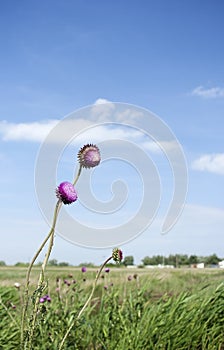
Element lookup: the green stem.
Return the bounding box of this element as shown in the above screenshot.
[0,295,19,329]
[73,165,82,186]
[21,165,82,349]
[26,200,62,350]
[59,256,112,350]
[20,202,60,349]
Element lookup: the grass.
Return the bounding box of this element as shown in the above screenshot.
[0,267,224,349]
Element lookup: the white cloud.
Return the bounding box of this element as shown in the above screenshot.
[94,98,112,105]
[192,153,224,175]
[192,86,224,98]
[0,119,59,142]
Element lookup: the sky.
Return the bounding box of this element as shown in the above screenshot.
[0,0,224,265]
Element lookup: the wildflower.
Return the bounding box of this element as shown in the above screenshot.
[112,248,123,264]
[81,266,87,273]
[56,182,78,205]
[14,282,21,289]
[104,285,108,290]
[39,295,51,303]
[105,268,110,273]
[78,144,101,168]
[127,275,132,281]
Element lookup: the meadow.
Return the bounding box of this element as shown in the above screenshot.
[1,266,224,349]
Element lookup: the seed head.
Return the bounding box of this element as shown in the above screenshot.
[112,248,123,264]
[78,144,101,168]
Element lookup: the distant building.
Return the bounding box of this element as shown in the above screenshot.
[196,263,205,269]
[218,261,224,268]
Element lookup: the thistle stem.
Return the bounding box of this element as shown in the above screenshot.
[20,199,61,349]
[59,256,112,350]
[26,200,62,350]
[73,164,82,186]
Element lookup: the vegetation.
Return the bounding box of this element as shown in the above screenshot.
[0,267,224,349]
[141,253,222,267]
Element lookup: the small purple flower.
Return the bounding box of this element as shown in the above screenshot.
[78,144,101,168]
[128,275,132,281]
[81,266,87,273]
[104,285,108,290]
[105,268,110,273]
[56,181,78,205]
[40,294,51,303]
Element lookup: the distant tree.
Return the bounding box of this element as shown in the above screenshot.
[123,255,134,266]
[178,254,190,266]
[15,262,29,267]
[141,256,152,265]
[142,255,163,265]
[205,254,220,266]
[188,255,198,265]
[0,261,6,266]
[58,262,70,266]
[48,259,58,266]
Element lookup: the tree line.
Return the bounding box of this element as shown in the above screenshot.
[0,253,223,268]
[123,253,223,267]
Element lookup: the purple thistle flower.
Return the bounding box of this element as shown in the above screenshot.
[81,266,87,273]
[128,275,132,281]
[39,297,45,303]
[104,285,108,290]
[78,144,101,168]
[105,268,110,273]
[56,182,78,205]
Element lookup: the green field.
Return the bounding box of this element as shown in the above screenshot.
[1,266,224,349]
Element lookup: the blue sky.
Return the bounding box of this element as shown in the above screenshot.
[0,0,224,265]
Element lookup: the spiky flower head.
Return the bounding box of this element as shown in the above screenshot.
[56,181,78,205]
[112,248,123,264]
[78,144,101,168]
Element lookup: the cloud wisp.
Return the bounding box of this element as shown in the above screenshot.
[0,119,59,142]
[192,153,224,175]
[191,86,224,99]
